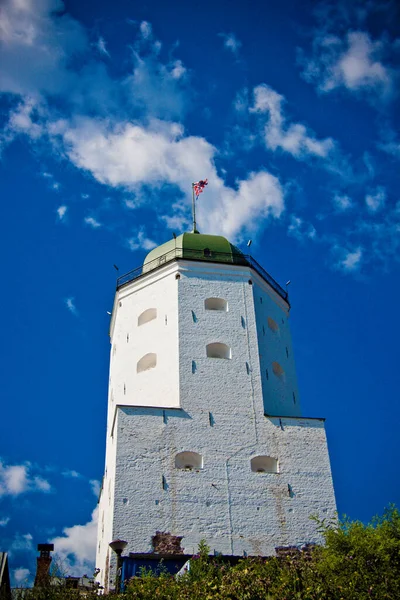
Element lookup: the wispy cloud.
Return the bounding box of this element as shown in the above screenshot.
[297,1,398,105]
[335,247,363,272]
[65,297,78,316]
[57,205,68,221]
[128,228,157,251]
[219,32,242,56]
[9,533,34,555]
[333,193,353,212]
[250,84,335,159]
[62,470,81,479]
[0,516,10,527]
[0,0,87,97]
[95,36,109,57]
[0,460,51,497]
[365,187,386,213]
[89,479,100,497]
[13,568,30,584]
[50,507,98,576]
[288,215,317,241]
[84,216,102,228]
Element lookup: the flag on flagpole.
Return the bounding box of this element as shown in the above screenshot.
[193,179,208,197]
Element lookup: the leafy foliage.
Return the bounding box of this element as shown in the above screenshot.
[14,506,400,599]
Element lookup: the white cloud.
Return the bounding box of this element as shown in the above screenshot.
[0,460,51,497]
[89,479,100,497]
[33,476,52,492]
[54,116,284,240]
[128,228,157,251]
[219,32,242,56]
[288,215,317,241]
[333,193,353,212]
[50,507,98,576]
[84,216,102,228]
[378,128,400,159]
[9,533,34,555]
[124,52,189,119]
[96,37,109,57]
[14,568,30,584]
[0,0,87,96]
[380,139,400,158]
[1,464,28,495]
[300,29,395,102]
[170,60,186,80]
[0,516,10,527]
[65,297,78,316]
[250,84,335,159]
[57,205,68,220]
[365,187,386,213]
[7,97,43,139]
[62,470,81,478]
[336,247,363,272]
[139,21,153,40]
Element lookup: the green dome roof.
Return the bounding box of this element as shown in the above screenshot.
[143,232,247,273]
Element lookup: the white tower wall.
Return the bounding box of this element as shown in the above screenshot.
[96,256,336,590]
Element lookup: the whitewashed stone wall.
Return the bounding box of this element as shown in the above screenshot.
[96,259,336,589]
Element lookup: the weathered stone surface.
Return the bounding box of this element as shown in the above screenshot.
[96,259,336,590]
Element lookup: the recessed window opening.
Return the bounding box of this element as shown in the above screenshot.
[175,452,203,470]
[206,342,231,360]
[205,298,228,311]
[138,308,157,326]
[272,361,285,381]
[268,317,279,333]
[137,353,157,373]
[251,456,279,473]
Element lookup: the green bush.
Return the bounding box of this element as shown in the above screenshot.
[15,506,400,600]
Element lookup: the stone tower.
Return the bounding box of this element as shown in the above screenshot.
[96,232,336,590]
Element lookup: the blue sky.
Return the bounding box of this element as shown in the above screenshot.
[1,0,400,586]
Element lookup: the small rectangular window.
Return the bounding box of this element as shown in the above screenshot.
[286,347,289,358]
[266,368,269,380]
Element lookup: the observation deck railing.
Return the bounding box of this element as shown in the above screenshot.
[116,247,289,303]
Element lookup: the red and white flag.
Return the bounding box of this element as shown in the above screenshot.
[193,179,208,197]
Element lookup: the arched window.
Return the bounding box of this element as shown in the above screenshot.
[175,452,203,470]
[137,353,157,373]
[272,361,285,381]
[138,308,157,326]
[204,298,228,311]
[206,342,231,359]
[250,456,279,473]
[268,317,279,333]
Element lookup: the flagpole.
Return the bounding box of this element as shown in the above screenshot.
[192,183,197,233]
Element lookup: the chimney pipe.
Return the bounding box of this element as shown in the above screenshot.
[34,544,54,587]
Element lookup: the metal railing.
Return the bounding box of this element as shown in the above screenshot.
[117,247,289,303]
